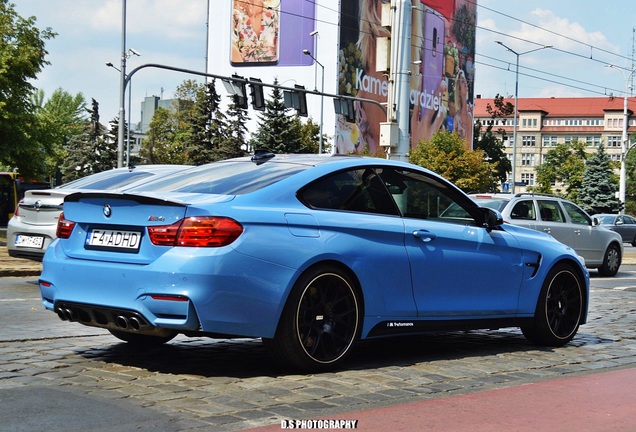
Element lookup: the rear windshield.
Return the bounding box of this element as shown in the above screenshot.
[60,171,156,190]
[596,215,615,224]
[472,197,510,212]
[129,161,309,195]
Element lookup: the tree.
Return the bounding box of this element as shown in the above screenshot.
[140,107,185,164]
[578,144,621,214]
[0,1,56,177]
[225,94,250,154]
[250,79,303,153]
[409,130,499,192]
[473,94,513,185]
[626,148,636,215]
[33,88,87,181]
[534,141,587,200]
[60,99,112,182]
[298,117,331,154]
[186,80,244,164]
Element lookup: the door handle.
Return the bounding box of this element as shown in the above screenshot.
[413,229,437,242]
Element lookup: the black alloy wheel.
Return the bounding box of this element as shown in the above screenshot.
[522,263,584,346]
[264,265,361,371]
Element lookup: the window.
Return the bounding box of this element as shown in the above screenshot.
[608,136,622,147]
[537,200,565,222]
[521,173,535,186]
[562,201,591,225]
[377,168,477,225]
[521,154,535,166]
[510,200,536,220]
[542,136,558,147]
[300,168,399,216]
[585,136,601,147]
[522,136,536,146]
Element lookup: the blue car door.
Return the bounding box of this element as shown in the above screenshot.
[379,167,525,318]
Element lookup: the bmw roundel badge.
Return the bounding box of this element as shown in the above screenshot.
[103,204,112,218]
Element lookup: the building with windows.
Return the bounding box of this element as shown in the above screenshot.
[473,96,636,192]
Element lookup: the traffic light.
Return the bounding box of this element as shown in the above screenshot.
[334,98,355,123]
[249,78,265,111]
[222,74,248,109]
[283,85,308,117]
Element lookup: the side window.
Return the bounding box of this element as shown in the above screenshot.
[378,168,477,226]
[625,216,636,225]
[510,200,536,220]
[562,201,591,225]
[299,168,399,216]
[537,200,566,223]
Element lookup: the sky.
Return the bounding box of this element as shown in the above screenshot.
[13,0,636,130]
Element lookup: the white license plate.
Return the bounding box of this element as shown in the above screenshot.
[15,235,44,249]
[85,229,142,251]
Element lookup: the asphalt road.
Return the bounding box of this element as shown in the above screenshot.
[2,267,636,431]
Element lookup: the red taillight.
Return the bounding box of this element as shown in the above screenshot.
[147,217,243,247]
[56,212,76,239]
[14,199,23,217]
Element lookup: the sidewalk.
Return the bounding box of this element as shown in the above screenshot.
[246,367,636,431]
[0,240,42,277]
[0,227,42,277]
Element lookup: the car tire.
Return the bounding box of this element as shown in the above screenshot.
[631,235,636,247]
[108,329,176,346]
[599,243,621,277]
[264,265,361,372]
[521,263,584,346]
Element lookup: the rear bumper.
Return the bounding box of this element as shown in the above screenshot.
[39,241,298,339]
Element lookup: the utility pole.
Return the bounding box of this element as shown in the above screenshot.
[117,0,126,168]
[385,0,412,162]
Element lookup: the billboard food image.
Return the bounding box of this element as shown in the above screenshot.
[336,0,476,154]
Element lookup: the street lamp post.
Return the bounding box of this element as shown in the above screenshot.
[607,64,635,214]
[108,48,140,167]
[496,41,551,193]
[117,0,127,168]
[303,49,324,154]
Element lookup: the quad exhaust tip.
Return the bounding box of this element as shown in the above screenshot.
[116,315,142,331]
[56,308,77,322]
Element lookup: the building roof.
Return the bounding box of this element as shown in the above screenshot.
[473,96,636,118]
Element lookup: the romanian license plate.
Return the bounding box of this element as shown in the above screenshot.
[85,228,142,251]
[14,235,44,249]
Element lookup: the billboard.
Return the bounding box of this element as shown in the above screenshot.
[336,0,476,154]
[229,0,317,67]
[207,1,475,154]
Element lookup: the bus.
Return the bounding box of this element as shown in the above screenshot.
[0,172,51,227]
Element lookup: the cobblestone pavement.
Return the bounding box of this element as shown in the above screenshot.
[1,270,636,431]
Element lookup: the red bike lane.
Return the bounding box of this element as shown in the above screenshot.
[246,367,636,431]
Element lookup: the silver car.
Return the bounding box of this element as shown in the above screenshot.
[470,193,623,277]
[7,165,189,261]
[594,214,636,247]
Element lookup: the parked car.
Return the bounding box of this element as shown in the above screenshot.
[470,193,623,276]
[593,214,636,246]
[7,165,189,261]
[39,154,590,371]
[0,172,52,226]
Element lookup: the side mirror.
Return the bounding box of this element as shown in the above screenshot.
[592,217,600,226]
[477,207,504,231]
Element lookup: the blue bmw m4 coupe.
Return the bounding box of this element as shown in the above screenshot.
[39,153,589,371]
